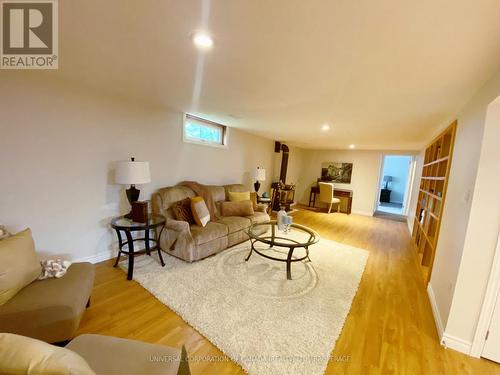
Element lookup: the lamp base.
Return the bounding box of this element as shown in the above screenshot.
[254,181,261,197]
[126,185,140,204]
[125,185,140,219]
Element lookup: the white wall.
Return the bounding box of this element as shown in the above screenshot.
[444,97,500,345]
[380,155,412,204]
[429,67,500,335]
[296,149,417,216]
[0,76,275,262]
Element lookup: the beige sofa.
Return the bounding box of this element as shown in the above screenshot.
[0,263,95,343]
[152,183,270,262]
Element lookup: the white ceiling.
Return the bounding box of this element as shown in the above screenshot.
[19,1,500,149]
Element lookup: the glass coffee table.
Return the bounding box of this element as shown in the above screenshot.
[245,220,320,280]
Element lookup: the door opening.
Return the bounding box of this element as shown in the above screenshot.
[376,155,413,216]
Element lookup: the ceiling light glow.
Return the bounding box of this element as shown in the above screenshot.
[193,32,214,49]
[321,124,330,131]
[349,144,356,149]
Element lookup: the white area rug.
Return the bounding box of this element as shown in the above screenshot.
[120,235,368,375]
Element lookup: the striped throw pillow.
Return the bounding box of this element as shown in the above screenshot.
[191,196,210,227]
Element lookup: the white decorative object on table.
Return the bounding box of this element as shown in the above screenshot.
[277,206,287,231]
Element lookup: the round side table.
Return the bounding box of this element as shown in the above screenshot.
[110,214,166,280]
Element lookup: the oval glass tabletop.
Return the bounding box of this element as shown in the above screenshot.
[246,220,320,248]
[110,214,165,230]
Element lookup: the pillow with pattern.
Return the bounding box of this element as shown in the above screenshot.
[171,198,195,224]
[0,226,11,241]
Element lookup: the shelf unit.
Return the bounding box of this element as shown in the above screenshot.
[412,121,456,283]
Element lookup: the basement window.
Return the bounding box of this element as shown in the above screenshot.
[183,114,228,148]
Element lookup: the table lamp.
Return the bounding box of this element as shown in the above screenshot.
[115,157,151,209]
[253,167,266,197]
[383,175,392,189]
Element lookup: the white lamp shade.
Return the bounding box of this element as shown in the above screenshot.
[115,161,151,185]
[254,167,266,181]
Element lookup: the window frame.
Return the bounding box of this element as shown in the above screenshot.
[182,113,229,149]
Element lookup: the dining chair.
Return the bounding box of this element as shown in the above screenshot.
[319,182,341,213]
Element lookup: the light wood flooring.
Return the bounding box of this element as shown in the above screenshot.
[77,208,500,374]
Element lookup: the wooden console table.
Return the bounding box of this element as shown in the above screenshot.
[309,184,353,214]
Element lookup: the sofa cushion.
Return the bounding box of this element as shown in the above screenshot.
[246,211,270,225]
[216,216,252,234]
[0,333,96,375]
[172,198,195,224]
[0,262,95,343]
[0,228,42,306]
[220,200,254,217]
[190,222,228,245]
[67,334,186,375]
[227,231,250,247]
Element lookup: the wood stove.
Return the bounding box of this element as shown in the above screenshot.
[271,142,296,211]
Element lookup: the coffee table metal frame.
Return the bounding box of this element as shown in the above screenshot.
[245,220,320,280]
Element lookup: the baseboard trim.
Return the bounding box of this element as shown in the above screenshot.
[406,216,413,234]
[427,284,472,355]
[441,333,472,355]
[75,250,115,264]
[427,284,444,339]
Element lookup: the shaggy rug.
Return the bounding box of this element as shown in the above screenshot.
[120,235,368,375]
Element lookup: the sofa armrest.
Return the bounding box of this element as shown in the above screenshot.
[255,203,268,213]
[158,219,197,261]
[164,218,191,234]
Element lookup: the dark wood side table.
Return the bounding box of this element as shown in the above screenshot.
[379,189,391,203]
[257,197,272,214]
[309,184,353,214]
[111,214,166,280]
[309,186,320,207]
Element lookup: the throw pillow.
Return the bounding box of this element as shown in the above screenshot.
[0,228,42,306]
[220,200,255,217]
[228,191,250,202]
[191,196,210,227]
[0,225,11,240]
[0,333,96,375]
[172,197,195,224]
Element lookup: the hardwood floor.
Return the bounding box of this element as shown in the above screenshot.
[77,208,499,374]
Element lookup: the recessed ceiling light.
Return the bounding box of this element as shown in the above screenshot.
[321,124,330,131]
[349,144,356,149]
[192,31,213,49]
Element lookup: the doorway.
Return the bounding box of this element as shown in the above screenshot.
[376,155,413,216]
